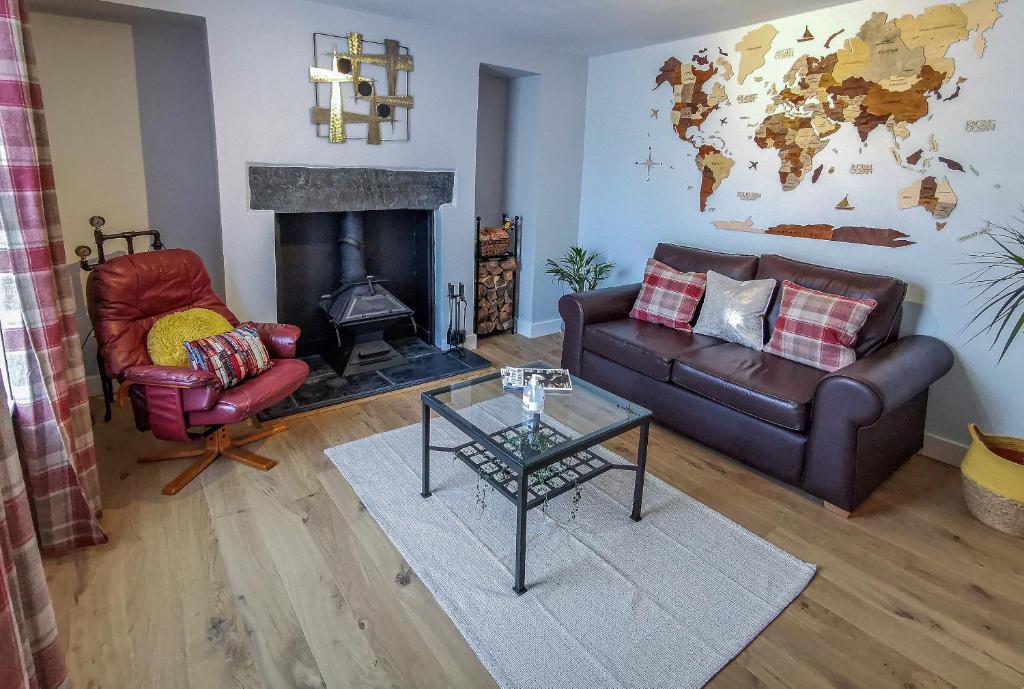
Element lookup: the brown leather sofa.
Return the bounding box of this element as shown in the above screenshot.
[559,243,954,514]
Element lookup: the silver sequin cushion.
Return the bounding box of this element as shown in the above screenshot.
[692,271,778,350]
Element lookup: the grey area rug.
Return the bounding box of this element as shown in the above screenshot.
[325,396,815,689]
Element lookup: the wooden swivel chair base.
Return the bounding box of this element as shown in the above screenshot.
[140,421,289,495]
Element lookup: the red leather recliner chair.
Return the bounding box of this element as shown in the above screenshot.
[87,248,310,495]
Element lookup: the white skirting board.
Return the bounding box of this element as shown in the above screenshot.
[922,432,968,467]
[514,318,562,338]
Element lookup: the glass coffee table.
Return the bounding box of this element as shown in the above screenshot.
[420,361,653,594]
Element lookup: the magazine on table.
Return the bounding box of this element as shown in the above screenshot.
[501,367,573,392]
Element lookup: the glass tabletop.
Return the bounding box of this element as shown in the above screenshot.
[423,360,651,469]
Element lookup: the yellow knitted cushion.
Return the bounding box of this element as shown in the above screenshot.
[146,308,233,368]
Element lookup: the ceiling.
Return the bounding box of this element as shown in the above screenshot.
[308,0,851,56]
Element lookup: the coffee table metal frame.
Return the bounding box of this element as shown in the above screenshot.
[420,366,652,595]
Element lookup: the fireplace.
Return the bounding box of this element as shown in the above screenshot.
[248,165,490,419]
[275,208,431,373]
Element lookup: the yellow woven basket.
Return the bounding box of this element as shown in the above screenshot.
[961,424,1024,537]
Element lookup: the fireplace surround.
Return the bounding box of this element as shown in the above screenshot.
[248,165,454,213]
[249,164,454,355]
[247,165,488,419]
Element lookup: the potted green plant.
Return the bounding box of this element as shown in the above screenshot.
[958,217,1024,535]
[961,218,1024,361]
[545,245,615,294]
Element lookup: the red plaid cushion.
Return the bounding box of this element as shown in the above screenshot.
[764,280,878,371]
[630,258,707,331]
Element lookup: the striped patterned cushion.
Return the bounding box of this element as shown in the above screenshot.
[630,257,707,331]
[184,323,271,388]
[764,280,877,372]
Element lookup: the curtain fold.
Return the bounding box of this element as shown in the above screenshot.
[0,0,106,558]
[1,378,68,689]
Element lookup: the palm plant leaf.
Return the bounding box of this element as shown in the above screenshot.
[960,215,1024,361]
[545,244,615,294]
[1000,313,1024,361]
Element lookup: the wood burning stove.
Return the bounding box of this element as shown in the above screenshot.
[320,211,415,376]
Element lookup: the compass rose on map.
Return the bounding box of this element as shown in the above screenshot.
[635,147,663,181]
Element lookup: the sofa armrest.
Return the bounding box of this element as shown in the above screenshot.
[816,335,954,426]
[252,322,301,359]
[123,365,222,389]
[803,335,954,511]
[558,283,641,375]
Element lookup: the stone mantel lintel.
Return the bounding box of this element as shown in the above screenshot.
[247,165,454,213]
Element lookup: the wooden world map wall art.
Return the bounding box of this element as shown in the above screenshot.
[309,32,413,144]
[654,0,1006,247]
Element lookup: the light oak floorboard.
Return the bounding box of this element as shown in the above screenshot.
[45,333,1022,689]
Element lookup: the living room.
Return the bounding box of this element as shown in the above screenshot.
[1,0,1021,688]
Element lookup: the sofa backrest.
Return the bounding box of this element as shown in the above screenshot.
[653,243,759,280]
[755,254,907,357]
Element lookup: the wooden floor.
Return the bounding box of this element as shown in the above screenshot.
[46,333,1024,689]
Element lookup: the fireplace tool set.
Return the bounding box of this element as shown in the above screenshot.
[446,282,468,353]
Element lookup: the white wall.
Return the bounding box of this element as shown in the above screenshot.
[32,13,150,260]
[109,0,588,343]
[578,0,1023,448]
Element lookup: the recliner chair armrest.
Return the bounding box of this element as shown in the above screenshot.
[123,365,222,389]
[814,335,954,425]
[559,284,641,375]
[121,366,223,441]
[252,322,301,359]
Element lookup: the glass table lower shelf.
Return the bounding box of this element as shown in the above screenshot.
[449,416,616,510]
[420,363,653,594]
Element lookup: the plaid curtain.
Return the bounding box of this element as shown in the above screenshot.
[0,0,106,558]
[1,379,68,689]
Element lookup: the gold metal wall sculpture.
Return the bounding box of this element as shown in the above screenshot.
[309,32,413,144]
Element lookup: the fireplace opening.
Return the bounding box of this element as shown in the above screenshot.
[275,209,434,374]
[251,165,490,421]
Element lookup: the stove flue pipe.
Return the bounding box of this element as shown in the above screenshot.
[338,211,368,285]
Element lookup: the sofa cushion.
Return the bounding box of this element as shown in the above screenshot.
[755,254,906,358]
[583,318,722,381]
[670,343,827,431]
[629,258,706,331]
[653,243,759,280]
[693,271,777,349]
[764,280,878,372]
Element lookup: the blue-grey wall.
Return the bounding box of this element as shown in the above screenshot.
[474,69,509,225]
[505,74,543,329]
[578,0,1023,451]
[130,15,223,294]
